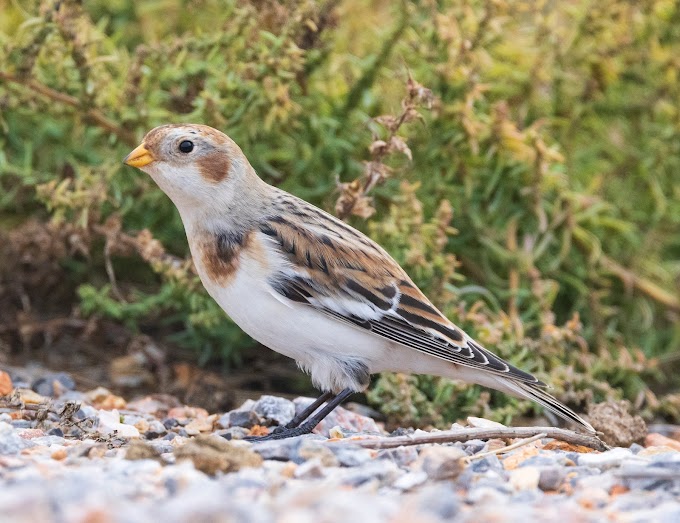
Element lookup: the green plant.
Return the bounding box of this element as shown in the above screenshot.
[1,0,678,426]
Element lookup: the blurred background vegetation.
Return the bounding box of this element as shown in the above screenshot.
[1,0,679,427]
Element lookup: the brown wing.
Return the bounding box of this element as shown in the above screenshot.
[259,189,542,385]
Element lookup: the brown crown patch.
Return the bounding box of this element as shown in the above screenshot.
[197,150,231,184]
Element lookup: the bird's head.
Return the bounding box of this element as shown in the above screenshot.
[124,124,255,215]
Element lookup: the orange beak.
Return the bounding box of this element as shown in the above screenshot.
[123,144,155,168]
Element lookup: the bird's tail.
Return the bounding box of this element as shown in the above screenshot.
[499,378,595,434]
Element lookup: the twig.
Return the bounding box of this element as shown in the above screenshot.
[0,71,137,145]
[599,255,680,312]
[330,426,609,452]
[572,231,680,312]
[464,432,547,463]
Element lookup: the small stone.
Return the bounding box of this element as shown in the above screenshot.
[328,426,345,439]
[51,448,67,460]
[509,466,540,490]
[393,471,428,490]
[0,422,35,454]
[293,458,326,479]
[629,443,645,454]
[32,435,65,446]
[338,459,401,487]
[132,418,150,434]
[645,433,680,452]
[184,416,215,436]
[467,486,511,505]
[145,420,167,439]
[538,467,566,491]
[327,444,373,467]
[216,427,250,441]
[577,447,637,470]
[17,428,44,439]
[414,446,466,480]
[224,409,262,429]
[31,372,75,397]
[502,444,541,470]
[467,416,506,429]
[167,406,209,420]
[16,388,48,405]
[48,428,64,437]
[174,436,262,475]
[462,439,487,455]
[87,387,127,410]
[163,418,179,429]
[519,454,571,467]
[377,446,419,467]
[251,437,305,462]
[253,395,295,426]
[146,439,174,454]
[125,440,163,462]
[0,370,13,396]
[576,487,610,510]
[413,484,460,520]
[97,409,140,438]
[470,454,503,473]
[298,439,338,466]
[126,394,182,416]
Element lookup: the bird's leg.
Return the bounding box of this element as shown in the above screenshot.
[258,390,334,438]
[244,388,354,441]
[283,391,335,429]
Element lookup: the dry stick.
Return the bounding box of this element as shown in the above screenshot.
[0,72,137,146]
[464,432,547,463]
[330,426,609,452]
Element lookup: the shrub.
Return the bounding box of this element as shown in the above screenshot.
[1,0,678,425]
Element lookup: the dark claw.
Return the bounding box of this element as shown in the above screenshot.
[243,425,311,442]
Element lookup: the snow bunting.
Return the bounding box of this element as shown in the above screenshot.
[124,124,595,438]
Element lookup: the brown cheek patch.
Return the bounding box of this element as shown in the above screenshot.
[199,230,251,285]
[197,151,231,184]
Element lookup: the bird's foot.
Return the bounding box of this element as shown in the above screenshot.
[242,423,315,442]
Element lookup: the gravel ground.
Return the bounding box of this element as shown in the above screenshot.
[1,369,680,523]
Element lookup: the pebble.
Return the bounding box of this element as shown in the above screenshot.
[376,445,419,467]
[253,395,295,426]
[0,384,678,523]
[509,466,540,490]
[414,446,466,480]
[577,447,640,469]
[31,372,76,397]
[97,409,140,438]
[538,466,566,491]
[0,422,35,454]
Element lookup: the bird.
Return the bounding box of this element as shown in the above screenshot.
[124,123,595,439]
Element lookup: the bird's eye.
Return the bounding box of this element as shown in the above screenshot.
[178,140,194,153]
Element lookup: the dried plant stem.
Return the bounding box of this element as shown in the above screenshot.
[464,432,546,463]
[506,219,523,338]
[599,255,680,312]
[0,72,137,145]
[572,231,680,312]
[332,426,609,452]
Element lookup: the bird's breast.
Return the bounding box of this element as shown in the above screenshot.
[187,230,394,366]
